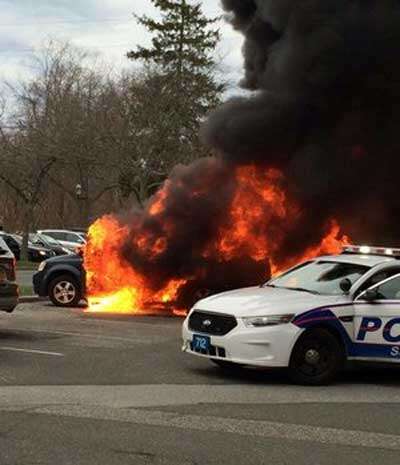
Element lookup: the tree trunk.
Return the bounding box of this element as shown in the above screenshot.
[83,196,90,228]
[21,205,33,261]
[82,175,90,228]
[59,190,65,227]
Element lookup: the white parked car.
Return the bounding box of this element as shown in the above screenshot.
[182,245,400,385]
[37,230,86,252]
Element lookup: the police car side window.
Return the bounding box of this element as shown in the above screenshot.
[356,268,400,297]
[375,276,400,300]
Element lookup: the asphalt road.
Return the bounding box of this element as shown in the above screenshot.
[1,303,400,465]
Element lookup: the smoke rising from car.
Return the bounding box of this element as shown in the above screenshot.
[204,0,400,244]
[86,0,400,313]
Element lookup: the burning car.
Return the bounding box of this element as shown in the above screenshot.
[83,167,350,315]
[183,245,400,385]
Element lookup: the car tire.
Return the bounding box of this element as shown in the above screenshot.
[288,328,345,385]
[48,274,82,307]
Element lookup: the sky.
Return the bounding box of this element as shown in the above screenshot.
[0,0,244,88]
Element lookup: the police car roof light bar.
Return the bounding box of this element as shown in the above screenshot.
[342,245,400,257]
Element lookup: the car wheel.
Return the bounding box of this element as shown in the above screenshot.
[49,274,82,307]
[289,328,345,385]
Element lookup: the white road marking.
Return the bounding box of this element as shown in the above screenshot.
[0,347,64,357]
[12,404,400,450]
[1,327,159,342]
[1,384,400,449]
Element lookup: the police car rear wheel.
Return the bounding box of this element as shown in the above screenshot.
[289,328,344,385]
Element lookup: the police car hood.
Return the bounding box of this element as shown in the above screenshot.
[194,286,343,318]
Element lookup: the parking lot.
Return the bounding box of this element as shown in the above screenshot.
[0,303,399,465]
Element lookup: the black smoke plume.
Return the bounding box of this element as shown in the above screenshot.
[90,1,400,309]
[203,0,400,245]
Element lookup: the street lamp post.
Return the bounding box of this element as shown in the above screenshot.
[75,184,83,199]
[75,183,89,228]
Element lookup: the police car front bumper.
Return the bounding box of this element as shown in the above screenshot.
[182,317,302,368]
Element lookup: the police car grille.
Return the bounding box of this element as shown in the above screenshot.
[189,311,237,336]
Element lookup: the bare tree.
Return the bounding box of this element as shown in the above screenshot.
[1,42,122,230]
[0,38,226,236]
[0,129,57,258]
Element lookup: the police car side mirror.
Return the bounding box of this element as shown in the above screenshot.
[339,278,352,293]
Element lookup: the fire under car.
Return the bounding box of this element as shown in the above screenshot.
[182,245,400,385]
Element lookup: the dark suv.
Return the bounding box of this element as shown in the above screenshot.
[33,254,85,307]
[0,237,19,312]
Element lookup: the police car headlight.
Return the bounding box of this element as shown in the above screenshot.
[37,261,47,272]
[243,314,295,328]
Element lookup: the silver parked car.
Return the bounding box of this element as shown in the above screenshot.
[37,229,86,252]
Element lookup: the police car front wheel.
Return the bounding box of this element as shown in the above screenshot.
[289,328,345,385]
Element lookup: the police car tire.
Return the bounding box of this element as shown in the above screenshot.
[49,274,82,308]
[289,328,344,385]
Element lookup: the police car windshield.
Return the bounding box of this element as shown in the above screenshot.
[268,260,370,296]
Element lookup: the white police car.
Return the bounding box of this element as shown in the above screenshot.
[182,246,400,384]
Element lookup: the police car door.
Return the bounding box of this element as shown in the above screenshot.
[353,274,400,362]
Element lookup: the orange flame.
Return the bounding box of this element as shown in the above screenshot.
[84,215,187,314]
[84,165,350,315]
[204,167,296,263]
[270,221,351,276]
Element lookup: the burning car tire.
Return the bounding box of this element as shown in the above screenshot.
[288,328,345,385]
[49,274,82,307]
